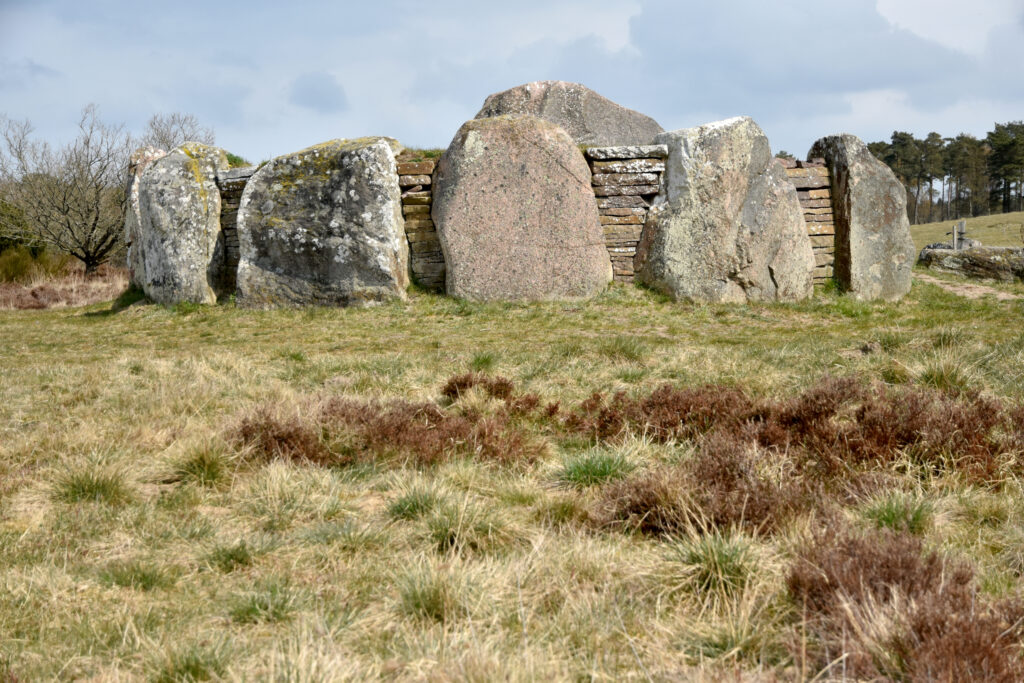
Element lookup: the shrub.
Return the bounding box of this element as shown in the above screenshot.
[787,521,1024,680]
[234,408,329,465]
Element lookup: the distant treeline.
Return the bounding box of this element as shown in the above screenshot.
[867,122,1024,224]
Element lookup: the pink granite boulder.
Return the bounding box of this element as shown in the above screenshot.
[432,114,612,301]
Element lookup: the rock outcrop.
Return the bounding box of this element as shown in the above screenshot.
[918,246,1024,282]
[475,81,663,147]
[235,137,409,308]
[635,117,814,303]
[808,134,916,301]
[433,114,611,301]
[137,143,229,304]
[125,146,166,288]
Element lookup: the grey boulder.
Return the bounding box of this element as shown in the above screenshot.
[433,114,611,301]
[125,146,166,288]
[808,134,916,301]
[475,81,663,147]
[635,117,814,303]
[137,143,229,304]
[235,137,409,308]
[919,246,1024,282]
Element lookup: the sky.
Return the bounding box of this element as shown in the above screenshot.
[1,0,1022,162]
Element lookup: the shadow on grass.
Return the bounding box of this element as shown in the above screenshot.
[83,285,148,317]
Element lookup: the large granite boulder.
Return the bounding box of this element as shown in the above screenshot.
[808,134,916,301]
[433,114,611,301]
[635,117,814,303]
[137,143,229,304]
[235,137,409,308]
[125,146,166,288]
[475,81,663,147]
[919,246,1024,281]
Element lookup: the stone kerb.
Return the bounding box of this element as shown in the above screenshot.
[136,143,230,305]
[808,134,916,301]
[432,114,612,302]
[634,117,815,303]
[583,145,668,282]
[475,81,664,147]
[125,146,167,288]
[235,137,409,308]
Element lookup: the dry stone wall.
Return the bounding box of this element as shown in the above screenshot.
[780,158,835,284]
[396,156,444,291]
[584,145,668,282]
[215,167,255,295]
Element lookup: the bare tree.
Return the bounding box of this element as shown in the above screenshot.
[0,105,133,274]
[140,112,215,151]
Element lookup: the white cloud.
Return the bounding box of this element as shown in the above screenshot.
[875,0,1020,56]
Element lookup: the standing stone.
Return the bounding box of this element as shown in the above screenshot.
[125,146,166,288]
[235,137,409,308]
[475,81,663,147]
[635,117,814,303]
[808,134,915,301]
[433,114,611,301]
[137,143,228,304]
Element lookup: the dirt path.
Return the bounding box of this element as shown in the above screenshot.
[915,273,1021,301]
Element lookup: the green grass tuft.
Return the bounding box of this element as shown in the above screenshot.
[150,639,230,682]
[388,485,442,521]
[397,564,464,622]
[669,532,756,598]
[558,449,634,488]
[205,540,256,573]
[863,493,932,535]
[229,578,300,624]
[172,443,228,487]
[99,559,176,591]
[52,466,131,505]
[470,351,497,372]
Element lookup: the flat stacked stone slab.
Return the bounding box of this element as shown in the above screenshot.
[584,144,667,282]
[215,166,256,296]
[779,157,835,283]
[396,154,444,292]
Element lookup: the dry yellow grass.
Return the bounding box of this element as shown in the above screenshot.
[2,278,1024,679]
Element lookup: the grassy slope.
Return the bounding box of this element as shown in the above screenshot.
[910,210,1024,251]
[2,282,1024,679]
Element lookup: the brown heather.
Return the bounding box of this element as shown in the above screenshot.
[788,520,1024,680]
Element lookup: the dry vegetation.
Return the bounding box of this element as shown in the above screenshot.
[2,271,1024,679]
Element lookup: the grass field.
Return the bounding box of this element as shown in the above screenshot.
[3,278,1024,680]
[910,211,1024,251]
